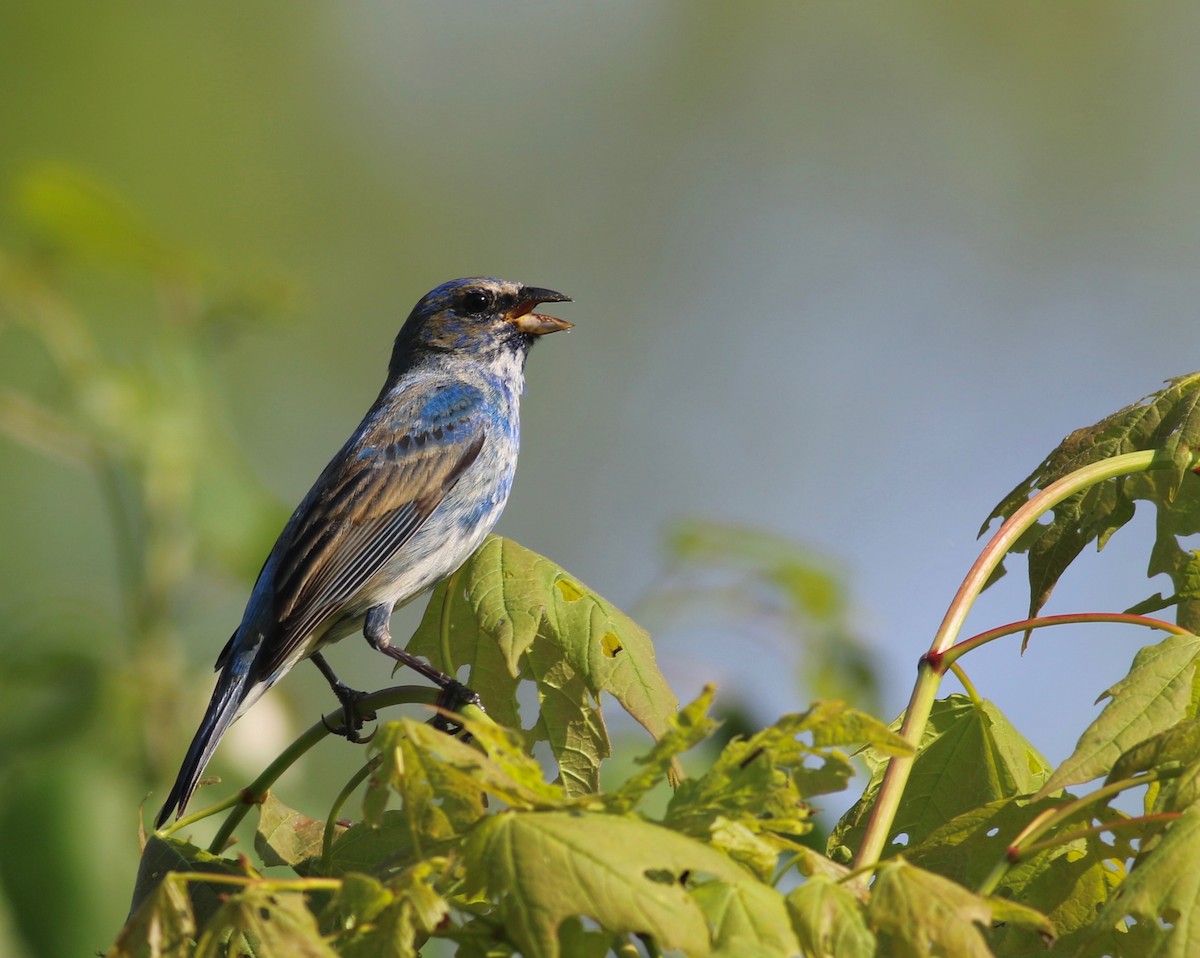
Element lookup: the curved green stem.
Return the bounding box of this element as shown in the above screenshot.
[155,685,440,851]
[976,770,1173,896]
[943,612,1187,668]
[322,757,379,867]
[948,662,981,704]
[854,450,1169,870]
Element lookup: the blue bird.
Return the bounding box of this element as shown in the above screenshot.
[156,277,571,827]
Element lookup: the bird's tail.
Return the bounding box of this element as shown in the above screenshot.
[154,662,256,829]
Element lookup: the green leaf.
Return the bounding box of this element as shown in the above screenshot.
[336,862,451,958]
[606,686,720,813]
[869,859,1052,958]
[1038,630,1200,797]
[691,878,801,958]
[194,887,338,958]
[126,836,241,934]
[363,719,489,838]
[255,793,345,871]
[905,796,1127,953]
[462,810,761,958]
[1109,718,1200,784]
[1076,803,1200,958]
[407,536,680,792]
[666,700,907,878]
[322,812,416,879]
[107,876,195,958]
[786,877,875,958]
[982,373,1200,617]
[830,695,1052,863]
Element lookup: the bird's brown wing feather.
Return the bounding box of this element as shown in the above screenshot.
[255,418,485,679]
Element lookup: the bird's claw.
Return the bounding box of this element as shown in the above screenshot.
[430,679,484,739]
[324,687,378,743]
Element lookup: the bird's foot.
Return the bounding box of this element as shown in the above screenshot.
[430,679,484,739]
[323,684,378,744]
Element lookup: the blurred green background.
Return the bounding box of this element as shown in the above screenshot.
[3,2,1200,953]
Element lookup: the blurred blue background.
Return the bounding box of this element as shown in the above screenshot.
[2,2,1199,953]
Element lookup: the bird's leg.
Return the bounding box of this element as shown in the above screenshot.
[310,652,377,743]
[363,605,484,734]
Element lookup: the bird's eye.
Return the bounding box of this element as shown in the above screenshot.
[461,289,492,314]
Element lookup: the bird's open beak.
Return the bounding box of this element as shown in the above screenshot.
[507,286,573,335]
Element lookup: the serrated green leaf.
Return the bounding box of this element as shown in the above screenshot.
[982,374,1200,617]
[255,793,345,871]
[322,811,416,879]
[870,859,1052,958]
[1039,631,1200,797]
[107,876,195,958]
[905,796,1127,954]
[1108,718,1200,784]
[194,887,338,958]
[407,537,680,789]
[690,878,801,958]
[666,702,905,877]
[463,810,759,958]
[1075,803,1200,958]
[606,686,720,813]
[363,719,489,838]
[328,872,392,931]
[786,877,875,958]
[337,862,450,958]
[830,696,1052,863]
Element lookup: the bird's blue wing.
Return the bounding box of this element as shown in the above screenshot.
[256,380,487,678]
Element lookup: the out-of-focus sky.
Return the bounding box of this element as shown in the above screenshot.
[2,2,1199,952]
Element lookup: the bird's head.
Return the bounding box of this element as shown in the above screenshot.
[388,277,572,376]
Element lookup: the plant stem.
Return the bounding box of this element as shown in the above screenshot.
[944,612,1187,666]
[193,685,442,853]
[975,772,1169,896]
[853,450,1163,870]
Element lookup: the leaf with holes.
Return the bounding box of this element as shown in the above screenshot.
[829,695,1052,864]
[463,810,774,958]
[869,859,1052,957]
[406,536,679,794]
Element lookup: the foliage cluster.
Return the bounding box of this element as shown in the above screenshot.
[7,168,1200,956]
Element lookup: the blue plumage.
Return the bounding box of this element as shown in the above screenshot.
[156,277,571,827]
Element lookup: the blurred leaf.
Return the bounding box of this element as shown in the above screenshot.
[650,519,880,712]
[982,373,1200,619]
[830,695,1052,864]
[13,163,193,276]
[107,875,195,958]
[1037,630,1200,797]
[407,536,680,791]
